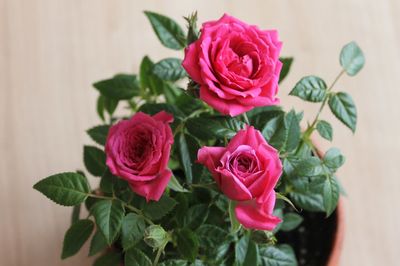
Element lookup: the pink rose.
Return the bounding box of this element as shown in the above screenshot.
[182,14,282,116]
[105,111,174,201]
[197,126,282,230]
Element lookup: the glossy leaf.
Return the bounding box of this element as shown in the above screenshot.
[87,125,110,146]
[93,74,140,100]
[280,213,303,232]
[152,58,186,81]
[143,195,177,220]
[289,177,325,212]
[91,200,125,245]
[89,230,109,256]
[259,244,297,266]
[84,145,106,177]
[125,248,152,266]
[323,148,345,170]
[176,133,202,184]
[61,219,94,259]
[184,204,209,230]
[186,116,245,141]
[279,57,293,83]
[316,120,333,141]
[340,41,365,76]
[290,76,327,102]
[235,235,259,266]
[168,175,189,192]
[196,225,229,248]
[269,110,300,152]
[139,56,154,90]
[328,92,357,132]
[176,228,199,262]
[121,213,146,251]
[323,176,340,216]
[144,11,185,50]
[33,172,90,206]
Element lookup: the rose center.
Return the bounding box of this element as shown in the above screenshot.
[229,152,259,177]
[124,129,153,163]
[227,54,253,78]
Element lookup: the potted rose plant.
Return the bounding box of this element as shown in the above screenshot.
[34,11,364,266]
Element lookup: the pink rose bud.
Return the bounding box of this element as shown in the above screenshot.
[182,14,282,116]
[105,111,174,201]
[197,126,282,230]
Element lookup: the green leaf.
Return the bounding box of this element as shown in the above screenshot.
[168,176,189,192]
[97,95,106,121]
[93,74,140,100]
[196,225,229,248]
[235,235,259,266]
[61,219,94,259]
[125,248,152,266]
[340,41,365,76]
[33,172,90,206]
[164,83,183,104]
[87,125,110,146]
[259,244,297,266]
[279,57,293,83]
[229,201,241,233]
[323,176,340,216]
[275,193,299,212]
[71,204,81,224]
[144,11,185,50]
[100,169,117,194]
[91,200,125,245]
[247,106,284,131]
[323,148,345,171]
[176,133,202,184]
[175,92,203,115]
[316,120,333,141]
[121,213,146,251]
[290,76,327,102]
[280,213,303,232]
[140,56,154,90]
[269,110,300,152]
[84,145,106,177]
[294,157,324,177]
[143,195,177,220]
[328,92,357,132]
[289,177,325,212]
[138,103,185,119]
[94,250,122,266]
[186,116,245,141]
[176,228,199,262]
[89,230,108,256]
[104,97,118,116]
[184,204,209,230]
[152,58,186,81]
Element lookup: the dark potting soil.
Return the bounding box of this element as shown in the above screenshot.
[276,209,338,266]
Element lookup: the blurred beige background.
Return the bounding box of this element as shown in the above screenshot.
[1,0,399,265]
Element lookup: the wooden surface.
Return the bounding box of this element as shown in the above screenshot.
[1,0,399,265]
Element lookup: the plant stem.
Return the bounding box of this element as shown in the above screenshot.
[153,244,166,266]
[304,69,346,138]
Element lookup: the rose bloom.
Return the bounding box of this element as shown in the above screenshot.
[105,111,174,201]
[197,126,282,230]
[182,14,282,117]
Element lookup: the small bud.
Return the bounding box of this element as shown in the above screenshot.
[144,225,170,249]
